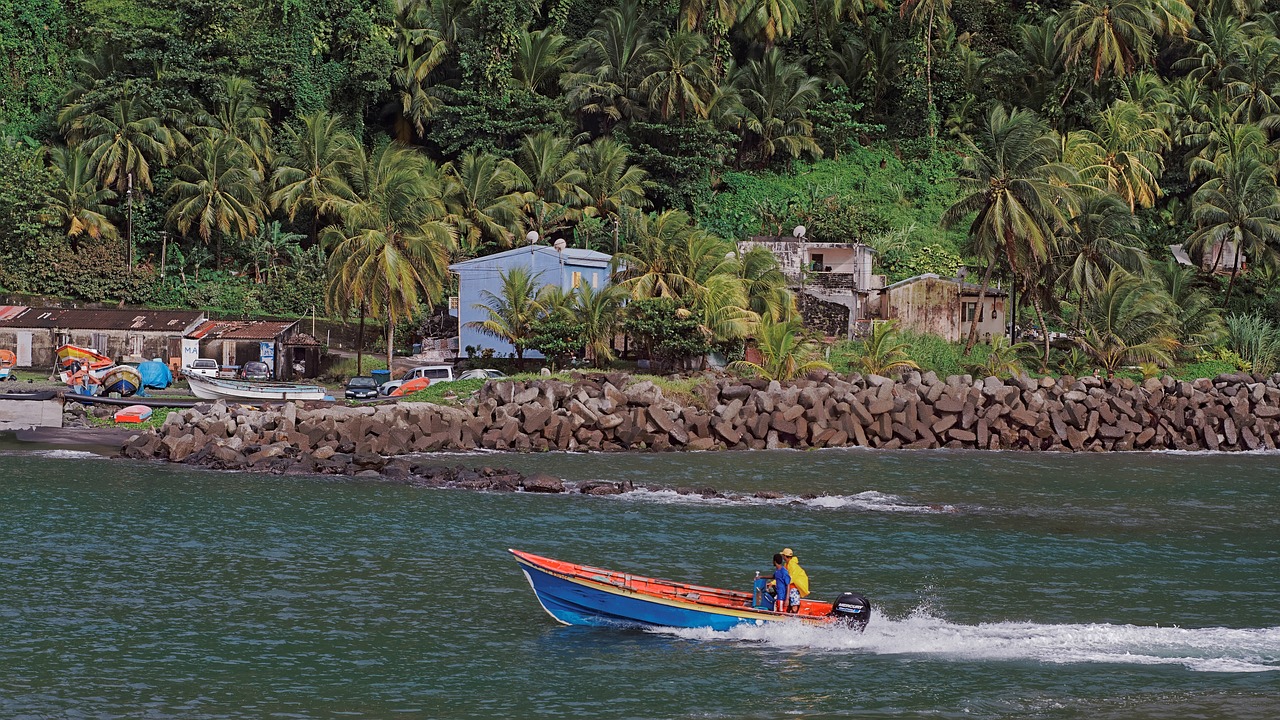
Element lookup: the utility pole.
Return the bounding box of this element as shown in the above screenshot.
[126,172,134,275]
[159,230,168,278]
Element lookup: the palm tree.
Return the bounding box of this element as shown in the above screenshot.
[323,142,456,373]
[943,105,1077,355]
[167,139,264,267]
[511,131,588,234]
[270,111,359,235]
[1223,34,1280,123]
[443,149,526,252]
[1074,269,1179,374]
[730,49,823,166]
[965,335,1036,378]
[1055,191,1148,312]
[737,244,794,322]
[562,3,652,131]
[195,76,273,178]
[573,282,625,365]
[1186,156,1280,305]
[681,0,743,32]
[1063,99,1168,210]
[63,96,176,195]
[852,320,919,376]
[466,266,545,370]
[641,32,716,122]
[1152,258,1225,349]
[43,146,119,250]
[1055,0,1194,82]
[386,0,454,140]
[728,316,831,380]
[242,221,306,284]
[512,27,571,95]
[899,0,953,138]
[737,0,801,47]
[576,138,651,239]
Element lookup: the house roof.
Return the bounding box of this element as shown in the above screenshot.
[0,306,205,331]
[885,273,1008,296]
[284,332,321,347]
[187,319,298,341]
[449,245,613,271]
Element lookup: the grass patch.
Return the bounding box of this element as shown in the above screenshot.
[638,374,715,409]
[321,356,388,382]
[396,378,487,405]
[831,332,994,378]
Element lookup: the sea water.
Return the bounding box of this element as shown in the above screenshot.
[0,443,1277,718]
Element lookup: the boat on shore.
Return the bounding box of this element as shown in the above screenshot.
[99,365,143,397]
[184,372,329,402]
[0,389,58,401]
[510,549,870,631]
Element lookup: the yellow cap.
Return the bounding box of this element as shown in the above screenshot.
[781,548,794,557]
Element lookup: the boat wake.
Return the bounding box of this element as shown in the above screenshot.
[0,448,106,460]
[604,486,960,514]
[658,611,1280,673]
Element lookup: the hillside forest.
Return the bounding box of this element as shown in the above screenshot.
[4,0,1280,377]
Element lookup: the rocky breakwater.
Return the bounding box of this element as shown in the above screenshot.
[122,371,1280,469]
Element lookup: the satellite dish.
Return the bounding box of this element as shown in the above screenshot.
[526,231,540,244]
[793,225,807,239]
[553,238,567,252]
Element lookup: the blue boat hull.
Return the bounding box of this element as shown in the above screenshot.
[517,558,778,630]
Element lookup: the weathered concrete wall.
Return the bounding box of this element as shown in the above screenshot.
[884,277,1004,342]
[123,371,1280,474]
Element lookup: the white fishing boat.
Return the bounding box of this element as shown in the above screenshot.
[184,372,329,402]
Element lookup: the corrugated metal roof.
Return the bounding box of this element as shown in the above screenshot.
[0,306,29,321]
[0,307,205,331]
[449,245,613,271]
[187,319,298,341]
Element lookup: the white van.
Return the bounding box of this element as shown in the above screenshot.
[379,365,454,396]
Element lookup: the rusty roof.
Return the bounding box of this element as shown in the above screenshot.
[0,307,205,330]
[284,332,321,346]
[187,319,298,341]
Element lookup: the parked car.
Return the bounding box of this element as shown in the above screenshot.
[379,365,454,396]
[238,361,272,381]
[457,368,507,381]
[185,358,219,377]
[345,376,380,400]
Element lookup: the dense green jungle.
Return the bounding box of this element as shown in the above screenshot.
[4,0,1280,378]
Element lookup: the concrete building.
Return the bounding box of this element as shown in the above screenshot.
[184,319,320,379]
[0,306,205,369]
[737,236,881,338]
[449,245,614,359]
[878,274,1007,343]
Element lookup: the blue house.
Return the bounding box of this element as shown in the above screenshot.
[449,245,614,359]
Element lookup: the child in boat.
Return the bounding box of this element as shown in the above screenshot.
[769,553,800,613]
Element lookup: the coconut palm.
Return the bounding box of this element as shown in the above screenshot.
[943,105,1077,355]
[562,3,652,130]
[43,146,119,249]
[852,320,919,376]
[511,131,588,232]
[323,142,456,373]
[466,266,546,370]
[572,282,626,365]
[640,31,716,122]
[195,76,273,178]
[576,138,651,233]
[269,111,359,232]
[730,49,823,166]
[965,335,1036,379]
[1186,156,1280,305]
[1152,258,1225,349]
[1064,99,1168,210]
[167,139,264,267]
[728,316,831,380]
[737,0,802,47]
[1055,191,1148,311]
[680,0,744,32]
[63,96,176,195]
[1223,34,1280,123]
[737,244,795,322]
[1074,269,1180,374]
[1055,0,1194,82]
[443,149,527,252]
[513,27,571,95]
[899,0,953,138]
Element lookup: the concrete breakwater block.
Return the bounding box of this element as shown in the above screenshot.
[121,371,1280,462]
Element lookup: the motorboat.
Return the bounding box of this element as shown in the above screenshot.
[185,371,328,402]
[511,549,870,631]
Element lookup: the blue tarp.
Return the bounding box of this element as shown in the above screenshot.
[137,360,173,389]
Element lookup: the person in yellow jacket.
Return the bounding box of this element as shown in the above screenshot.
[780,547,809,598]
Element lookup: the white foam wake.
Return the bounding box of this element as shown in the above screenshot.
[608,487,959,514]
[658,611,1280,673]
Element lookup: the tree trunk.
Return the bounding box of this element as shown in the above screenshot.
[356,303,366,377]
[386,319,394,379]
[1224,242,1243,307]
[1030,289,1051,369]
[963,261,996,354]
[925,7,936,139]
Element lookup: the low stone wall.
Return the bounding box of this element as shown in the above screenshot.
[121,370,1280,470]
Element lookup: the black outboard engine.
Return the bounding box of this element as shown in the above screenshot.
[828,592,871,631]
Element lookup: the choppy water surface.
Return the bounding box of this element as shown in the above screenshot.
[1,444,1277,718]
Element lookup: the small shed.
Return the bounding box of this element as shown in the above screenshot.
[880,274,1007,343]
[0,306,205,368]
[185,319,301,379]
[449,245,614,359]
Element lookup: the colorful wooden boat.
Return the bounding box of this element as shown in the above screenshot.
[510,549,870,631]
[55,344,114,371]
[113,404,153,423]
[185,371,328,402]
[0,349,15,381]
[99,365,143,397]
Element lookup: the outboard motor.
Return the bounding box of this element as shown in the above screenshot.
[828,592,871,631]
